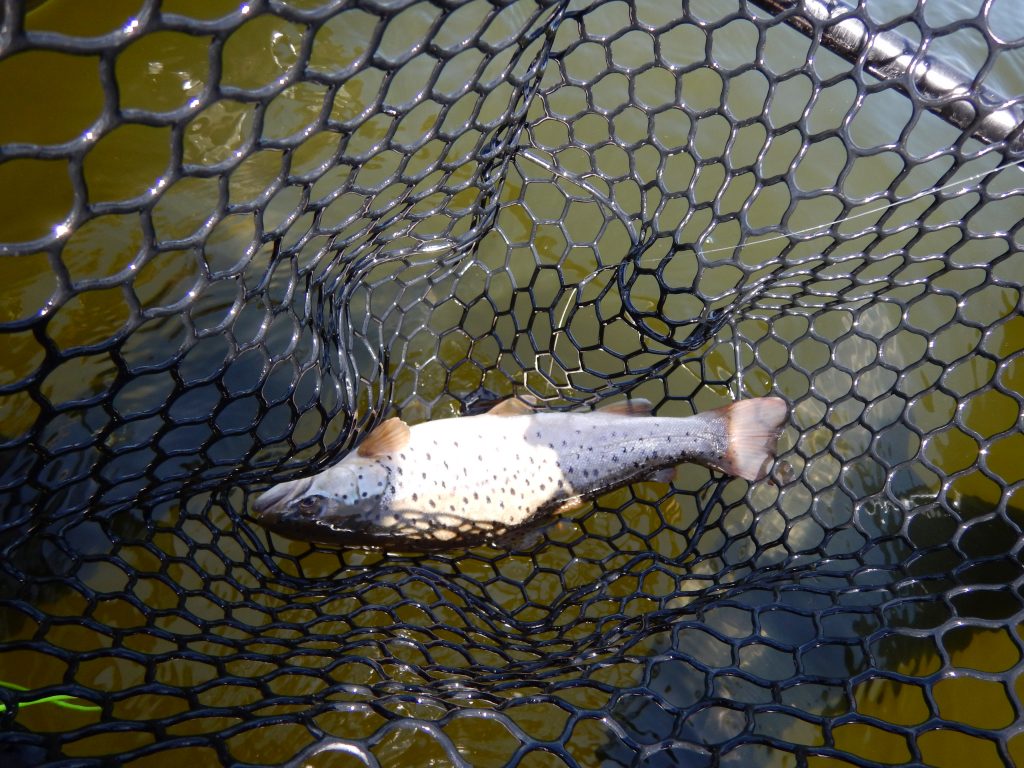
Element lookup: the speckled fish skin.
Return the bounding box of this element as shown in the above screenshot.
[252,396,787,551]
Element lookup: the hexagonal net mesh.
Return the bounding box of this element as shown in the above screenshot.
[1,0,1023,765]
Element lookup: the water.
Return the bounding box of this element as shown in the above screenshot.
[1,0,1023,765]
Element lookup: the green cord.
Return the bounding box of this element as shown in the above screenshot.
[0,681,101,714]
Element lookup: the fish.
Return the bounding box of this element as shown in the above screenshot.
[251,396,787,551]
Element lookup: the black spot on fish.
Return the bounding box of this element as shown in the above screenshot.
[486,496,491,503]
[462,497,468,504]
[412,493,418,501]
[540,484,546,491]
[473,492,479,499]
[422,472,427,479]
[429,500,436,508]
[426,453,432,460]
[450,504,456,511]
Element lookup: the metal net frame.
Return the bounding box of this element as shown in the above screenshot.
[1,0,1023,765]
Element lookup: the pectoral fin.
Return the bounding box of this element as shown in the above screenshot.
[357,417,411,457]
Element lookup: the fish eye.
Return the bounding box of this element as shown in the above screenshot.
[296,496,320,511]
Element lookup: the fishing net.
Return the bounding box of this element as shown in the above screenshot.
[2,0,1023,764]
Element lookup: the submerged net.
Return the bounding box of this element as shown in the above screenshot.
[2,0,1023,765]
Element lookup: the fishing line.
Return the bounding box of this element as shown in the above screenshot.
[0,680,101,714]
[518,147,1024,397]
[694,155,1024,259]
[521,147,1024,275]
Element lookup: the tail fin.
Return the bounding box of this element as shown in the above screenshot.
[712,397,788,482]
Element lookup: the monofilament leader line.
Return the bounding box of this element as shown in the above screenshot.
[519,147,1023,398]
[522,147,1024,272]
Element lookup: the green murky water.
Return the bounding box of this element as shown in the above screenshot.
[1,0,1023,765]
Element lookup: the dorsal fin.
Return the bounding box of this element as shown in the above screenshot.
[598,398,653,416]
[487,396,538,416]
[357,417,411,457]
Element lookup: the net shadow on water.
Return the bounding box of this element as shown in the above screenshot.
[1,0,1023,765]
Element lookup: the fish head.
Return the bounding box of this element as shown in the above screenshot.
[251,461,390,545]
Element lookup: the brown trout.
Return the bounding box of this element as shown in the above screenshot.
[251,396,787,550]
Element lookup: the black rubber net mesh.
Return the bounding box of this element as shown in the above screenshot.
[2,0,1023,765]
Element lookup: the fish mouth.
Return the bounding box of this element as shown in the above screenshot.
[252,476,314,516]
